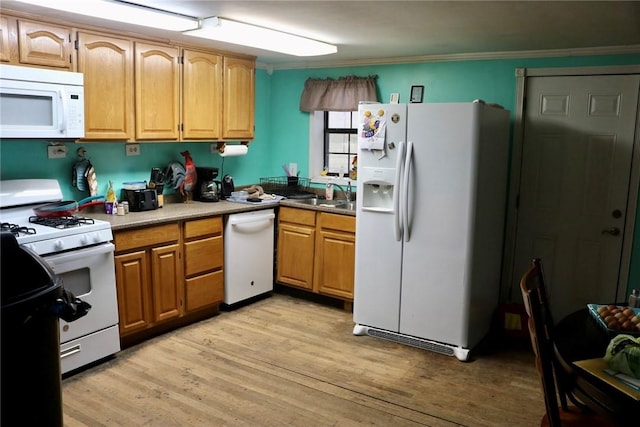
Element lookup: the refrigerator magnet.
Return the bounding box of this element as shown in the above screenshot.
[410,85,424,103]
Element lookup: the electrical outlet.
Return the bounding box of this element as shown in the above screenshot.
[210,143,218,154]
[47,145,67,159]
[289,163,298,176]
[125,144,140,156]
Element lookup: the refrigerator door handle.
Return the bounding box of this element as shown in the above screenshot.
[393,140,405,242]
[402,141,414,242]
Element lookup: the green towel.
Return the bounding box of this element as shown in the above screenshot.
[604,334,640,379]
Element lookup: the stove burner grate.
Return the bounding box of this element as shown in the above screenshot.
[1,222,37,237]
[29,216,95,229]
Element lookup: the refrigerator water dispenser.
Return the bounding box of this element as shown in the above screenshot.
[362,183,394,210]
[360,166,396,211]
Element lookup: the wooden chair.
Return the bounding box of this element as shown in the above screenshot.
[520,258,615,427]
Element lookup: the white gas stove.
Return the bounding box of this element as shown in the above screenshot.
[0,179,120,374]
[0,179,112,255]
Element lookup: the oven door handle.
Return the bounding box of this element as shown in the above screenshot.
[44,242,114,266]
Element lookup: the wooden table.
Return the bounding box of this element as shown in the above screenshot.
[554,308,640,421]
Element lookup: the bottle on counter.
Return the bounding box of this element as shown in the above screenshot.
[629,289,640,308]
[326,181,334,200]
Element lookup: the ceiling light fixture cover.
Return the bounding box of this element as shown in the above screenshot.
[184,17,337,57]
[13,0,199,32]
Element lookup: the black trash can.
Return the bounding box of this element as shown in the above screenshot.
[1,232,65,427]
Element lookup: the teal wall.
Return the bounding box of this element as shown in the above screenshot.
[1,52,639,294]
[0,68,275,200]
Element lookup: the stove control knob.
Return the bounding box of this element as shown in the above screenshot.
[55,239,64,251]
[81,235,89,245]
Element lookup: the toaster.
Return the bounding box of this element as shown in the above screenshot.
[121,189,158,211]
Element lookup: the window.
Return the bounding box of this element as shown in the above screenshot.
[324,111,357,177]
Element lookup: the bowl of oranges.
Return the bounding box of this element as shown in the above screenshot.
[588,304,640,336]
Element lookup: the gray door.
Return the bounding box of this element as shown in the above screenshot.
[513,74,639,320]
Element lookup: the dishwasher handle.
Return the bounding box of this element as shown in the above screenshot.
[229,212,275,226]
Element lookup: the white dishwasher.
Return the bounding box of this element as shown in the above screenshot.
[224,209,275,305]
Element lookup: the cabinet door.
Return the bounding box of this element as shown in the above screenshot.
[223,57,255,139]
[277,222,315,290]
[150,243,182,323]
[315,229,356,299]
[17,19,71,69]
[182,49,222,140]
[77,32,134,140]
[184,235,223,276]
[115,250,151,335]
[135,42,180,140]
[0,16,12,62]
[185,270,224,311]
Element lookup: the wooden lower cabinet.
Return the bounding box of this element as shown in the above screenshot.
[114,249,150,335]
[150,243,182,322]
[315,213,356,300]
[114,217,225,343]
[114,224,181,337]
[277,208,316,290]
[183,217,224,311]
[277,207,355,307]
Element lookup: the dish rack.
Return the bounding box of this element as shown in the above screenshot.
[260,176,311,197]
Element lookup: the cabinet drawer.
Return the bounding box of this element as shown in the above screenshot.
[184,216,223,239]
[114,223,180,252]
[279,207,316,226]
[184,235,223,276]
[185,270,224,311]
[318,212,355,233]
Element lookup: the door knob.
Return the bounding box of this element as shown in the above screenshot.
[602,227,621,236]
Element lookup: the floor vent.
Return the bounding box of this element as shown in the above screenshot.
[367,328,456,356]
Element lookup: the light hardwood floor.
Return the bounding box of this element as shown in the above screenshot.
[62,293,545,426]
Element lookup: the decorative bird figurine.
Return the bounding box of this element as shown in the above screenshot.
[180,150,197,202]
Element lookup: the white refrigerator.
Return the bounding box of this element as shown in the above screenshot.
[352,101,510,361]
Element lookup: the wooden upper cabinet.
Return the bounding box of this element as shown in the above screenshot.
[182,49,223,140]
[17,19,71,69]
[0,16,12,62]
[223,56,255,140]
[135,42,180,140]
[77,32,134,140]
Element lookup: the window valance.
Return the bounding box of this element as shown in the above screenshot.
[299,75,378,112]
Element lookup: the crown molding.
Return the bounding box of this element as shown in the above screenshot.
[256,45,640,72]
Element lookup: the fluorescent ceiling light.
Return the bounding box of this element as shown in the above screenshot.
[13,0,199,32]
[184,17,337,57]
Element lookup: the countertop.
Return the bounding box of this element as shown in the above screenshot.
[84,200,277,231]
[84,197,354,231]
[279,199,356,217]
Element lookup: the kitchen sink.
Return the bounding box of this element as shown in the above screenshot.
[292,198,355,211]
[336,201,356,211]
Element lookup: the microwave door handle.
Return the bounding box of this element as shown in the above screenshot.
[58,89,67,135]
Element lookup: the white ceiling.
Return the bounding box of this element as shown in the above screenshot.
[3,1,640,70]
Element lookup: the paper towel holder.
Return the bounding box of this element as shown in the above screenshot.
[217,141,249,155]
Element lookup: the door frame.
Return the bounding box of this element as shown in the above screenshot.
[501,65,640,304]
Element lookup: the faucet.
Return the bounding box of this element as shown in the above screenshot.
[333,181,352,202]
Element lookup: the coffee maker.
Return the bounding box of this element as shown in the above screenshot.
[195,167,221,202]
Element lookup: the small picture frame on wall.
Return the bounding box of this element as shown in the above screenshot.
[390,93,400,104]
[410,85,424,103]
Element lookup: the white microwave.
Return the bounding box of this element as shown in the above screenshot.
[0,64,84,139]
